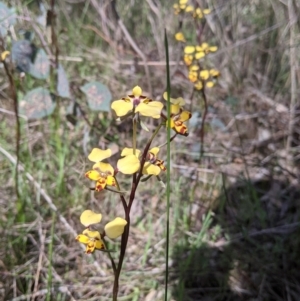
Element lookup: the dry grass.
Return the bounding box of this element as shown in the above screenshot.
[1,0,300,300]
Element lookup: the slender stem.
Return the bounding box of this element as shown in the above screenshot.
[132,118,137,155]
[199,84,208,158]
[112,121,163,300]
[164,29,171,301]
[0,42,20,201]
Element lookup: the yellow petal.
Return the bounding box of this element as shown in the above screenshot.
[195,46,203,52]
[195,51,205,59]
[95,239,104,250]
[149,147,160,156]
[179,0,188,4]
[185,5,194,12]
[132,86,142,97]
[121,148,141,157]
[201,42,209,50]
[95,178,107,191]
[190,65,199,71]
[135,101,163,119]
[171,104,181,115]
[174,122,188,135]
[200,70,210,80]
[83,229,101,239]
[106,175,116,186]
[85,170,101,181]
[203,9,211,14]
[111,100,133,117]
[184,46,195,54]
[93,162,114,175]
[175,32,186,42]
[1,51,10,61]
[209,46,218,52]
[143,163,161,175]
[179,110,192,122]
[76,234,89,244]
[80,210,102,227]
[206,81,215,88]
[194,81,203,90]
[210,69,220,77]
[117,154,141,174]
[88,148,112,162]
[104,217,127,239]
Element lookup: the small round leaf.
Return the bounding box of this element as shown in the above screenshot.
[80,81,112,112]
[19,87,55,119]
[29,48,50,79]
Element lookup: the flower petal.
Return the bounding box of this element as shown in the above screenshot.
[111,100,133,117]
[143,163,161,175]
[117,154,141,174]
[76,234,89,244]
[88,148,112,162]
[135,101,163,118]
[132,86,142,97]
[80,210,102,227]
[106,175,116,186]
[85,170,101,181]
[179,110,192,122]
[95,178,107,191]
[105,217,127,239]
[95,239,105,250]
[120,148,141,157]
[184,46,195,54]
[93,162,114,175]
[149,147,160,156]
[82,229,101,239]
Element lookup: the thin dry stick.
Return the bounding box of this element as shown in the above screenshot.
[286,0,298,163]
[31,225,45,301]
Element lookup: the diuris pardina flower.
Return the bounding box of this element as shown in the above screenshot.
[85,148,116,191]
[76,210,127,254]
[111,86,163,119]
[117,147,166,175]
[163,92,192,136]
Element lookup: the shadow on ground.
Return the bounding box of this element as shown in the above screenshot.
[172,178,300,301]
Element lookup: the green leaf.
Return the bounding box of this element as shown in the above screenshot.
[57,64,70,98]
[29,48,50,79]
[11,40,35,73]
[80,81,112,112]
[19,87,55,119]
[0,2,16,37]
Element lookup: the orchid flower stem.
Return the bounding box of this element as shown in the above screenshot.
[132,117,137,155]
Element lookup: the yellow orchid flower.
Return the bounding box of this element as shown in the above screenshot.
[111,86,163,119]
[76,229,104,254]
[170,110,192,136]
[76,210,127,253]
[163,92,185,115]
[117,147,166,176]
[163,92,191,136]
[85,148,116,191]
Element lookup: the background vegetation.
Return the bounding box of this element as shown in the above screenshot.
[0,0,300,300]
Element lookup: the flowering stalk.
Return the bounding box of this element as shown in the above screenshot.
[76,85,191,300]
